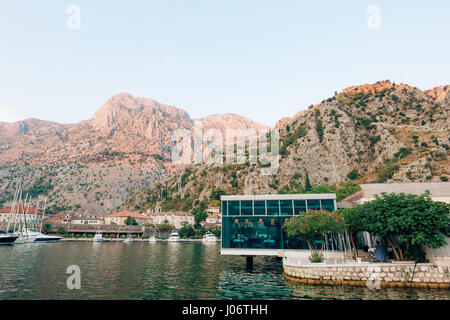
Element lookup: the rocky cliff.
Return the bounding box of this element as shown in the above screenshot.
[0,93,267,215]
[120,81,450,213]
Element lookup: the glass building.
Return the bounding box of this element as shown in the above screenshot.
[221,194,337,256]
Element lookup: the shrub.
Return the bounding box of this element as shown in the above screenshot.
[283,210,345,261]
[347,169,361,181]
[309,251,324,263]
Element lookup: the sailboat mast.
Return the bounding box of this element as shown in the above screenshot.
[39,198,47,233]
[6,181,20,233]
[12,186,23,233]
[23,194,30,237]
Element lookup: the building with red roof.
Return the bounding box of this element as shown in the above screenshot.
[104,211,151,226]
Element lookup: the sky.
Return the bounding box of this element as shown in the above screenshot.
[0,1,449,127]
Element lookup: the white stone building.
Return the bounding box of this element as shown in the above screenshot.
[149,212,195,229]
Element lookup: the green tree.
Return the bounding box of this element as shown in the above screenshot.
[210,189,227,201]
[56,226,66,235]
[192,207,208,228]
[178,221,195,239]
[346,169,361,181]
[125,216,138,225]
[283,210,346,262]
[304,171,312,191]
[357,192,450,261]
[42,223,53,234]
[338,208,364,259]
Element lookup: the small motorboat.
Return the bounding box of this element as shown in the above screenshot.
[148,226,158,243]
[167,230,180,243]
[202,231,218,243]
[123,235,134,243]
[93,233,103,242]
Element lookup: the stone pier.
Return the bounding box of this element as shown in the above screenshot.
[283,261,450,289]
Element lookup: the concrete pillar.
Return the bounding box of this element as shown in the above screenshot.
[246,256,254,268]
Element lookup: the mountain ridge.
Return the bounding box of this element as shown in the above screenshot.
[1,80,449,216]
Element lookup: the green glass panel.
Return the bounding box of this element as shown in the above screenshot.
[280,200,293,215]
[253,201,266,215]
[321,199,335,212]
[241,201,253,215]
[228,201,240,216]
[293,200,306,214]
[307,199,321,210]
[267,200,279,215]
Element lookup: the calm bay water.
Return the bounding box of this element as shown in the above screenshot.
[0,242,448,300]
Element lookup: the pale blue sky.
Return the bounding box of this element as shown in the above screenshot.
[0,1,449,126]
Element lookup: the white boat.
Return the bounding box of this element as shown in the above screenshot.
[93,233,103,242]
[202,231,218,243]
[23,228,62,243]
[34,233,62,243]
[13,234,26,244]
[148,227,158,242]
[167,230,180,242]
[123,235,134,243]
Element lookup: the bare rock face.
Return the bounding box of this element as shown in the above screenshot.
[89,92,193,133]
[121,80,450,213]
[1,81,449,216]
[198,113,269,133]
[425,85,450,103]
[0,93,272,215]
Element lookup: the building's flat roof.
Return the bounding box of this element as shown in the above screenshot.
[360,182,450,198]
[221,193,336,201]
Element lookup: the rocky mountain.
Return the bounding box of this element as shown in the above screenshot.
[1,81,449,216]
[0,93,268,215]
[120,81,450,214]
[198,113,269,132]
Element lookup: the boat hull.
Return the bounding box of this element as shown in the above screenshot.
[0,235,18,245]
[202,239,218,243]
[34,236,62,243]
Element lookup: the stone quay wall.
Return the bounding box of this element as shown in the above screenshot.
[283,262,450,289]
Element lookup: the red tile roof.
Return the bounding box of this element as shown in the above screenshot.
[343,191,365,202]
[0,207,44,215]
[150,212,193,216]
[105,211,150,219]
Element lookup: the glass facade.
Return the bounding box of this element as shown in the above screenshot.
[222,197,336,250]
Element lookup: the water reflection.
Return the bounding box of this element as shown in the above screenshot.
[0,243,448,300]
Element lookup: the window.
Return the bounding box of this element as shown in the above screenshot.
[222,216,282,249]
[321,199,335,212]
[241,201,253,215]
[253,201,266,215]
[294,200,307,214]
[222,201,228,216]
[228,201,240,216]
[280,200,293,215]
[267,200,279,215]
[307,199,321,210]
